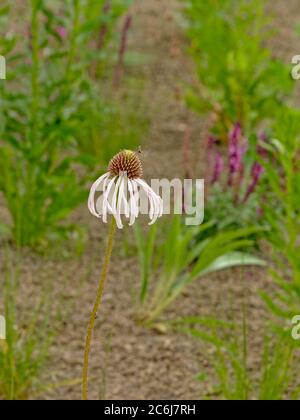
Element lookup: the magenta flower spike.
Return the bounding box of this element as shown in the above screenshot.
[228,123,248,187]
[243,162,264,203]
[57,26,67,39]
[211,152,224,184]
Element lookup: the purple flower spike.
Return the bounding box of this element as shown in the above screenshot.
[229,122,242,146]
[97,1,112,50]
[228,123,247,186]
[211,152,224,184]
[243,162,264,203]
[57,26,67,39]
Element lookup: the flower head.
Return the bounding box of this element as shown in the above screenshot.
[108,150,143,179]
[88,150,163,229]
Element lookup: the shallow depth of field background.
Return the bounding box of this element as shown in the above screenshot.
[0,0,300,400]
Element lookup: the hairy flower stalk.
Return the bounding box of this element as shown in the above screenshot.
[82,218,116,401]
[113,15,132,88]
[83,150,163,400]
[97,0,111,50]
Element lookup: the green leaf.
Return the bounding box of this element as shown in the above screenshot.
[200,252,266,277]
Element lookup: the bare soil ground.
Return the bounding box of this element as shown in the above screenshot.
[1,0,299,400]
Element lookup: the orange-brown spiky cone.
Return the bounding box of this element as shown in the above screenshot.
[108,150,143,179]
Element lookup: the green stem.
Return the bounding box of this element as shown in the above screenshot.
[30,0,40,146]
[66,0,81,82]
[25,0,41,246]
[82,218,117,400]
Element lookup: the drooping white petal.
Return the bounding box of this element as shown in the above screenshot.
[128,180,139,226]
[111,176,124,229]
[103,177,117,210]
[152,191,163,217]
[135,179,151,216]
[128,180,135,225]
[149,187,163,217]
[131,180,140,217]
[149,193,163,225]
[149,194,155,220]
[149,198,159,225]
[119,177,130,219]
[116,177,125,229]
[88,173,110,218]
[135,179,163,225]
[102,176,117,222]
[101,174,113,223]
[89,171,163,228]
[149,194,160,225]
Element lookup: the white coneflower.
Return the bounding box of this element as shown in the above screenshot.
[88,150,163,228]
[83,150,163,401]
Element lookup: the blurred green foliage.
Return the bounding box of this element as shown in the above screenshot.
[260,108,300,323]
[176,315,299,400]
[0,252,54,400]
[0,0,143,248]
[182,0,293,140]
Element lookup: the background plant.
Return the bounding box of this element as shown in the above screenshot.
[175,315,299,400]
[0,250,55,400]
[0,245,93,400]
[0,0,142,248]
[181,0,293,141]
[260,108,300,325]
[203,123,267,244]
[134,215,264,326]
